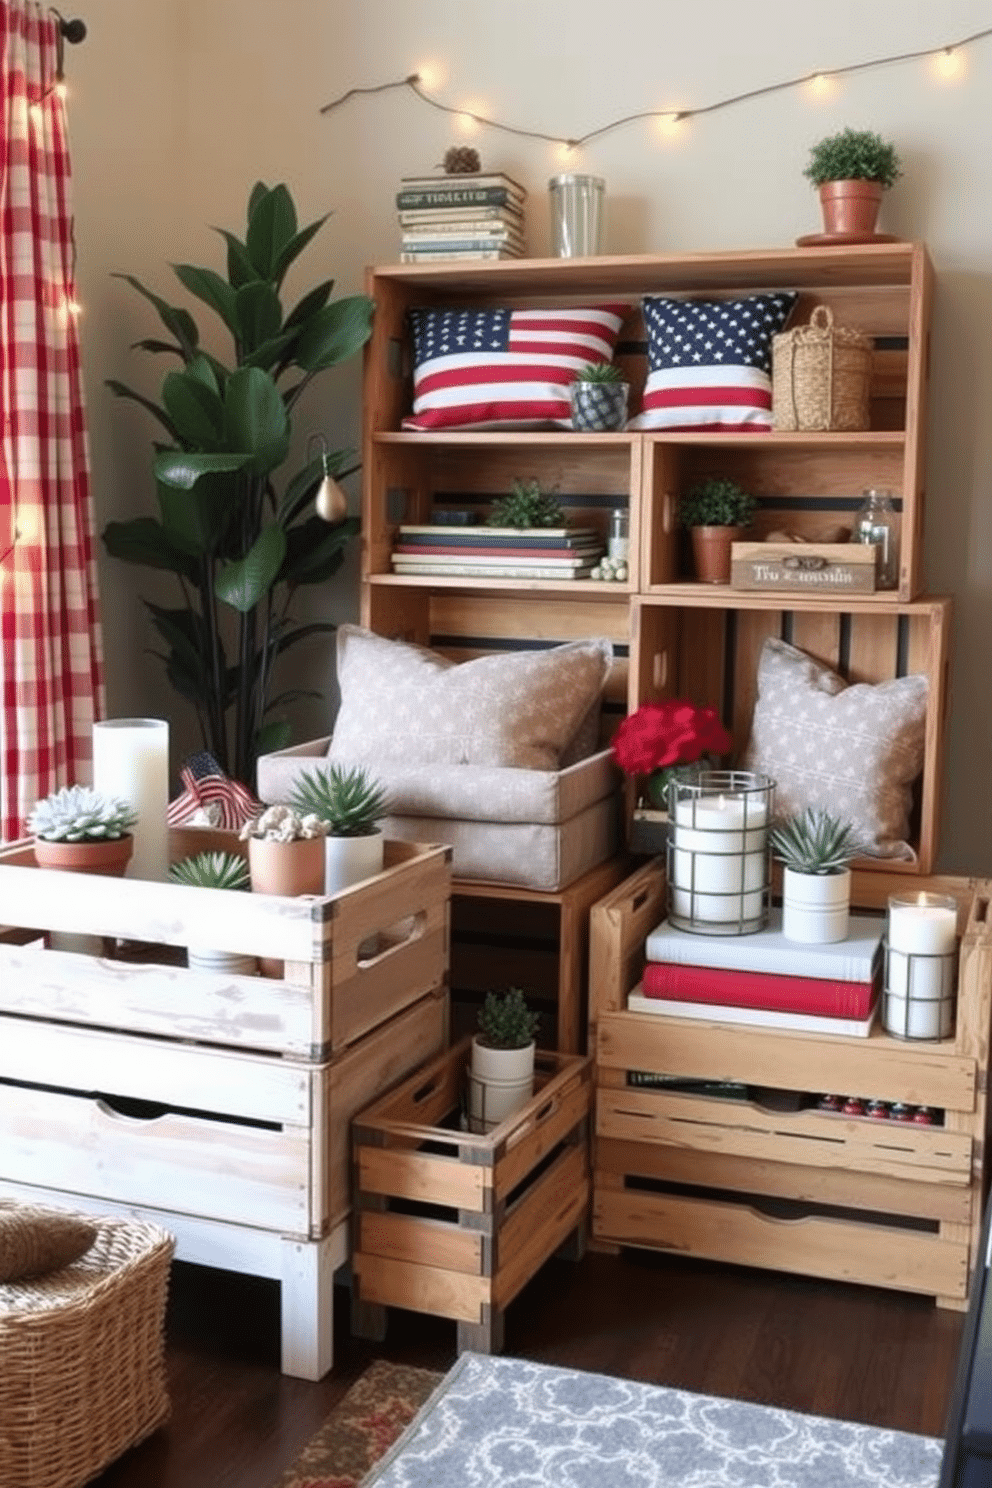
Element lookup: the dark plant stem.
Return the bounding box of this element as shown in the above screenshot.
[199,555,229,773]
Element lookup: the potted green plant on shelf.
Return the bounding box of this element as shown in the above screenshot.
[803,127,902,239]
[569,361,629,432]
[679,476,756,584]
[169,849,257,974]
[770,808,865,944]
[288,763,389,894]
[102,181,374,789]
[469,987,541,1133]
[486,478,565,529]
[27,786,138,876]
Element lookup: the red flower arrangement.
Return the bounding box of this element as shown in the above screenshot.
[612,698,733,807]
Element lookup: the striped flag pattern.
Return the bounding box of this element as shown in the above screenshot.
[166,752,262,830]
[402,303,627,431]
[630,292,797,433]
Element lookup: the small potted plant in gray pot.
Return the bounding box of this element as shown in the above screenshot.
[679,476,756,584]
[569,361,629,432]
[28,786,138,876]
[289,763,389,894]
[770,808,864,943]
[803,127,902,240]
[469,987,541,1133]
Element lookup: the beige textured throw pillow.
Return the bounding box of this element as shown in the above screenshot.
[0,1204,97,1282]
[329,626,613,771]
[742,637,929,860]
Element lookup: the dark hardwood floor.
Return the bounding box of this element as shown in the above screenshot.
[92,1246,965,1488]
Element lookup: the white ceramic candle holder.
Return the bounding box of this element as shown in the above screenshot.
[883,891,958,1040]
[666,770,775,936]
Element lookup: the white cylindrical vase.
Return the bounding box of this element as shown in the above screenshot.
[782,867,851,944]
[468,1038,535,1133]
[324,831,384,896]
[92,718,169,881]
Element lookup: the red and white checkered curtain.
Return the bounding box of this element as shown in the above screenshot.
[0,2,103,842]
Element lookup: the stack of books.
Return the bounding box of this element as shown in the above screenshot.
[630,909,885,1037]
[390,524,603,580]
[396,172,526,262]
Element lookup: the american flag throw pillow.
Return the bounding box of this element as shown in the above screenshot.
[629,292,797,433]
[402,303,628,431]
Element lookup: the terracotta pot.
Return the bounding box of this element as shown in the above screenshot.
[689,525,748,584]
[818,180,883,238]
[33,834,134,877]
[247,836,324,897]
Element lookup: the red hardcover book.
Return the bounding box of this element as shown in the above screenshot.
[641,960,877,1019]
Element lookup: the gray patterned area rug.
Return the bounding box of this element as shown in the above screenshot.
[362,1352,943,1488]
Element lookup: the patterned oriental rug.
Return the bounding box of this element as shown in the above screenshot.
[337,1353,944,1488]
[275,1361,443,1488]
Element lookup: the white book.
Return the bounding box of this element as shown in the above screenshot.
[644,908,884,983]
[399,249,522,262]
[398,205,523,226]
[627,986,879,1038]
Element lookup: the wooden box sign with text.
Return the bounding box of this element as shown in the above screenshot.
[731,542,876,594]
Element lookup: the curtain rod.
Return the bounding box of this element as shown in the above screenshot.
[49,8,86,44]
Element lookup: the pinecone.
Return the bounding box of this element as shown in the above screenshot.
[443,145,480,175]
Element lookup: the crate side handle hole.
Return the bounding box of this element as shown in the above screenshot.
[357,911,426,968]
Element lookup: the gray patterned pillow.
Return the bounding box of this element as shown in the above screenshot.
[329,626,612,772]
[742,637,928,860]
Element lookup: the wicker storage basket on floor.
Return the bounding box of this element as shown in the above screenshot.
[772,304,873,431]
[0,1213,174,1488]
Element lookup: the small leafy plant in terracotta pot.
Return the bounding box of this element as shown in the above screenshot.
[770,808,865,944]
[28,786,138,876]
[804,127,902,239]
[469,987,541,1133]
[289,763,389,895]
[679,476,756,584]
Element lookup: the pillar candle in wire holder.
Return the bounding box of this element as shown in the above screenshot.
[883,892,958,1039]
[667,770,774,935]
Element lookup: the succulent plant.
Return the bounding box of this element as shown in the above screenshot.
[486,478,565,530]
[804,128,902,189]
[476,987,541,1050]
[573,361,624,384]
[28,786,138,843]
[288,763,388,837]
[239,804,329,842]
[169,850,250,889]
[679,476,756,529]
[770,809,864,874]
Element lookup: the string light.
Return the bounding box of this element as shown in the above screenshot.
[320,26,988,149]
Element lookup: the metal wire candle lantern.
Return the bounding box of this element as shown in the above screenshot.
[667,770,775,935]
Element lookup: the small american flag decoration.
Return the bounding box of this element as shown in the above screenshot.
[166,752,262,830]
[402,303,627,431]
[630,292,797,432]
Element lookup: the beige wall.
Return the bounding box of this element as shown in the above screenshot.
[68,1,992,874]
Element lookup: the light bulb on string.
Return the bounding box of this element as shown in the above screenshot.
[933,46,963,80]
[307,433,348,525]
[808,72,836,99]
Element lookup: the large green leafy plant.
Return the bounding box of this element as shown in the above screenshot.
[102,181,374,785]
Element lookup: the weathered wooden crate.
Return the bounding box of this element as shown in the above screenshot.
[351,1036,592,1352]
[629,594,951,873]
[0,832,452,1380]
[730,541,876,594]
[588,859,992,1310]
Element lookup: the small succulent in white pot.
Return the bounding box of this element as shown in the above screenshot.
[770,808,864,944]
[28,785,138,875]
[469,987,542,1133]
[170,850,256,974]
[289,763,389,895]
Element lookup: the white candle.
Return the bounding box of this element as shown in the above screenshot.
[93,719,170,881]
[671,792,769,926]
[885,892,957,1039]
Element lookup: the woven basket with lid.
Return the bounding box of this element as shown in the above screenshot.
[772,304,873,431]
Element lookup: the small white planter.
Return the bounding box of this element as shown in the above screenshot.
[782,866,851,944]
[187,947,259,976]
[468,1037,535,1133]
[324,830,384,896]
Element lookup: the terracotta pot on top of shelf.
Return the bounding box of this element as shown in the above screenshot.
[689,525,748,585]
[818,180,883,238]
[32,834,134,877]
